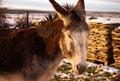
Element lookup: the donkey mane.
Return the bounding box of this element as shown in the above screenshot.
[38,19,63,55]
[63,4,75,12]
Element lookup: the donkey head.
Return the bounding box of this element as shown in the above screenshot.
[49,0,90,75]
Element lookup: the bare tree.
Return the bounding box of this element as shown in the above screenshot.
[0,0,3,6]
[0,0,4,20]
[0,0,10,28]
[0,0,4,22]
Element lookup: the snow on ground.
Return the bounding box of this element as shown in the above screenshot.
[86,16,120,24]
[88,62,120,74]
[5,13,49,27]
[62,59,120,74]
[51,59,120,81]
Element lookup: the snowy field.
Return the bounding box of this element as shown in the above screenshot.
[51,59,120,81]
[5,13,49,26]
[5,13,120,26]
[86,16,120,24]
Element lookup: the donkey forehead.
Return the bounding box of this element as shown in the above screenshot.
[69,8,85,20]
[68,21,89,32]
[67,23,90,38]
[65,24,89,37]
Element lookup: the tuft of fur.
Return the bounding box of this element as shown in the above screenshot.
[40,4,75,25]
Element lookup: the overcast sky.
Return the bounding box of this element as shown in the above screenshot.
[2,0,120,12]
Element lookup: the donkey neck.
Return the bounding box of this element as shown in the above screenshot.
[37,18,64,57]
[37,52,63,81]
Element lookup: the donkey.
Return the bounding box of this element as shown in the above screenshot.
[0,0,89,81]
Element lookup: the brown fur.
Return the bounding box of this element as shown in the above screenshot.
[0,0,89,80]
[0,17,64,80]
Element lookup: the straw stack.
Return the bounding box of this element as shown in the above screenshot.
[87,23,120,66]
[112,28,120,67]
[87,23,112,65]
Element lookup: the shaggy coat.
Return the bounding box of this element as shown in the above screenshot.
[0,19,63,81]
[0,0,89,81]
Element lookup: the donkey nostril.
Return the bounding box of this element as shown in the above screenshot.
[76,64,80,70]
[76,64,87,75]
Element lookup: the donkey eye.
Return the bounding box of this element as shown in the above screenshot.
[68,35,73,40]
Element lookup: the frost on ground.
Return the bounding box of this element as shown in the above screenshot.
[50,59,120,81]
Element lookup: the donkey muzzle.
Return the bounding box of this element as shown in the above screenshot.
[76,63,87,75]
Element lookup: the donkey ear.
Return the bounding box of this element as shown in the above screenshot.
[76,0,85,11]
[49,0,69,16]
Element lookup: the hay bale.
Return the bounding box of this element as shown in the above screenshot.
[112,28,120,67]
[88,23,109,65]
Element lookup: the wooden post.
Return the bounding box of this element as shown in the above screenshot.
[26,11,29,28]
